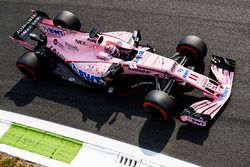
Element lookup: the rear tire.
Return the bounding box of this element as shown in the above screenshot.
[53,11,81,31]
[16,52,41,80]
[143,90,176,121]
[177,35,207,60]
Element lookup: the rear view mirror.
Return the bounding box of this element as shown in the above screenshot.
[132,30,142,42]
[89,28,99,38]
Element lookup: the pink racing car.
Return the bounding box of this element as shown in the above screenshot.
[10,10,236,127]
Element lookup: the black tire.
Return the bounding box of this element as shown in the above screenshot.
[53,11,81,31]
[176,35,207,60]
[16,52,41,80]
[143,90,176,121]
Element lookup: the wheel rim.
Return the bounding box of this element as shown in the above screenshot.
[16,64,37,80]
[143,102,167,121]
[177,45,198,57]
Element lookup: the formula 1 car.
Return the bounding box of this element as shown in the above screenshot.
[10,10,236,127]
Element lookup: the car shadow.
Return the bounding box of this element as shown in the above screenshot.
[138,118,175,154]
[4,77,147,130]
[173,91,210,146]
[174,93,229,146]
[175,125,209,145]
[5,77,218,151]
[138,92,211,152]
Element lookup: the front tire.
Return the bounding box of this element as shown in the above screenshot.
[177,35,207,60]
[16,52,42,80]
[143,90,176,121]
[53,11,81,31]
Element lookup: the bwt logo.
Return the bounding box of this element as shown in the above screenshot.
[219,87,230,101]
[42,26,64,36]
[187,117,204,126]
[72,64,103,84]
[183,70,189,78]
[133,51,144,63]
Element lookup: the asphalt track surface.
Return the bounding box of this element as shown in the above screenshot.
[0,0,249,166]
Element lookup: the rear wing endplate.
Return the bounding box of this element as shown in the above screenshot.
[12,11,48,41]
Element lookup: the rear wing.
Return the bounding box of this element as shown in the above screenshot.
[12,11,48,41]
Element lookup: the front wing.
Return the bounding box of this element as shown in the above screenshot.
[180,55,236,127]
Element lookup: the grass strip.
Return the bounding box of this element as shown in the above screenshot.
[0,123,83,164]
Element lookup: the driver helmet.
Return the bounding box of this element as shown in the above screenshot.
[104,43,119,57]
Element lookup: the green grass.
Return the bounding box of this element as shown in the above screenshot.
[0,123,83,164]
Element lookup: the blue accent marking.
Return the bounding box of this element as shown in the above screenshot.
[183,70,189,78]
[133,51,144,63]
[219,87,230,101]
[71,63,103,84]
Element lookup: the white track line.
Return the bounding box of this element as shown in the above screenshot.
[0,120,11,138]
[0,109,199,167]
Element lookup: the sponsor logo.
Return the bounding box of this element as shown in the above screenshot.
[206,82,212,88]
[20,26,32,37]
[177,68,184,73]
[201,78,208,87]
[42,26,64,36]
[187,116,205,126]
[206,82,217,90]
[75,39,87,46]
[170,62,178,72]
[72,64,103,84]
[92,65,109,75]
[133,51,144,63]
[20,16,41,37]
[177,68,197,81]
[131,82,154,89]
[128,68,150,73]
[65,42,78,51]
[87,38,97,43]
[183,70,189,78]
[219,87,230,101]
[53,39,64,49]
[16,13,37,34]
